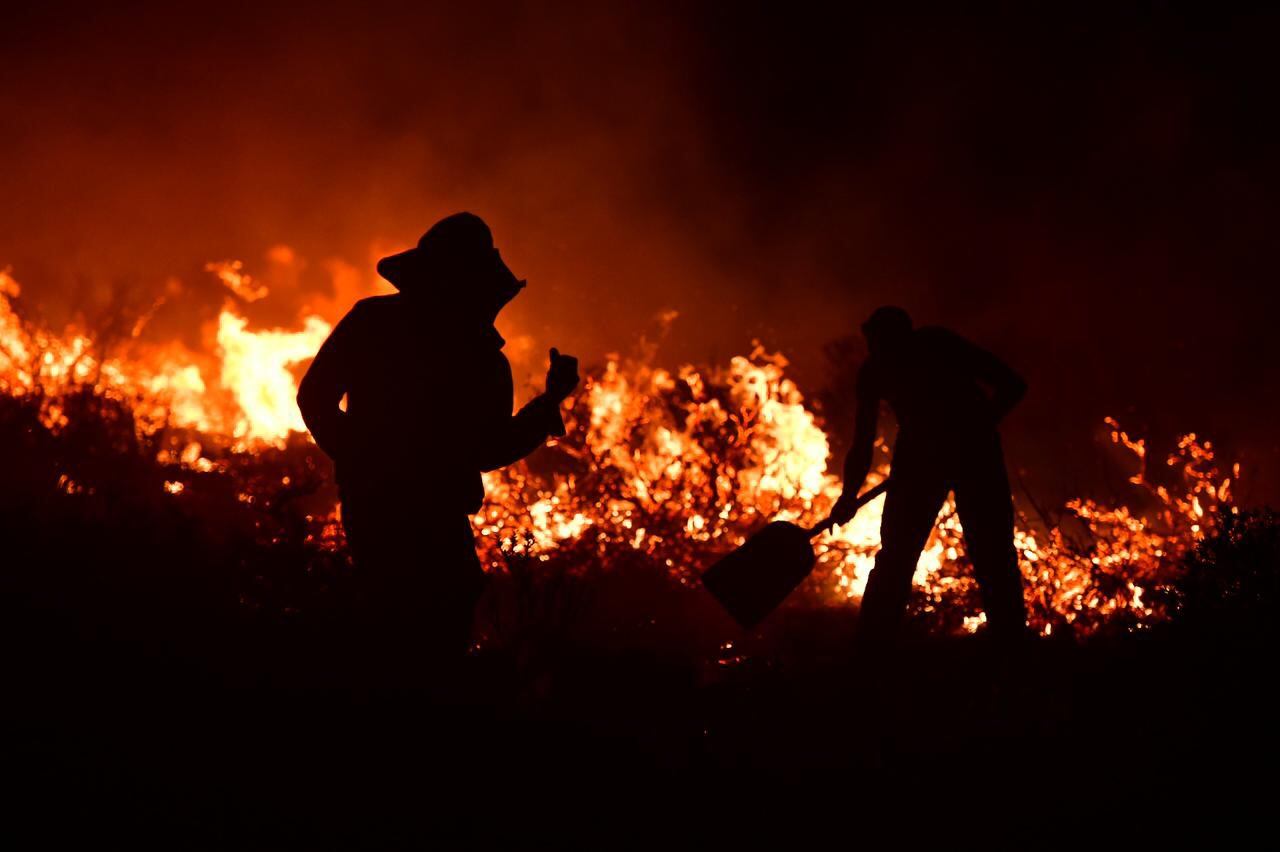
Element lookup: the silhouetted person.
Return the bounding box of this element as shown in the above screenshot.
[830,307,1028,644]
[297,212,578,671]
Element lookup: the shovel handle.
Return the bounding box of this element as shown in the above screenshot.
[805,479,890,539]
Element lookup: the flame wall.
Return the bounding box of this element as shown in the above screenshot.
[2,4,1278,500]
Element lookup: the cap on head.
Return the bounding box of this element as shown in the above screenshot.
[862,305,913,339]
[416,212,493,263]
[376,212,496,291]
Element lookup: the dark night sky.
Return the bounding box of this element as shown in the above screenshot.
[1,2,1277,502]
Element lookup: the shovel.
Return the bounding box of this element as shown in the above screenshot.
[700,480,889,629]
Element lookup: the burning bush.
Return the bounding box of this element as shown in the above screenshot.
[478,346,1237,638]
[0,266,1242,642]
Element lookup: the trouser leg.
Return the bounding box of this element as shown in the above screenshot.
[953,450,1027,640]
[857,474,950,646]
[415,516,487,657]
[342,503,487,663]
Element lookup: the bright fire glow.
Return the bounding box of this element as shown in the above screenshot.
[1,265,329,446]
[0,264,1235,636]
[216,310,330,442]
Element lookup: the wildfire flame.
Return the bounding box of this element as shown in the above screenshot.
[0,263,1234,636]
[1,265,329,447]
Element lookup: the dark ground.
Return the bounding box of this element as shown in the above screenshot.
[3,621,1274,844]
[2,393,1275,843]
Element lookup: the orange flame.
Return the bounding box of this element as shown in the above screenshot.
[0,264,1234,636]
[1,265,329,447]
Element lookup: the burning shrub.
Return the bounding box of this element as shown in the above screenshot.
[0,267,1243,643]
[477,346,1238,638]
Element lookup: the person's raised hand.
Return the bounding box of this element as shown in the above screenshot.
[546,347,579,402]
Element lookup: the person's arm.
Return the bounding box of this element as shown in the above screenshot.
[830,364,880,524]
[296,308,358,461]
[950,331,1027,423]
[474,348,578,472]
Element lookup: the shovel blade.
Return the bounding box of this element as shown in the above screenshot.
[700,521,817,629]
